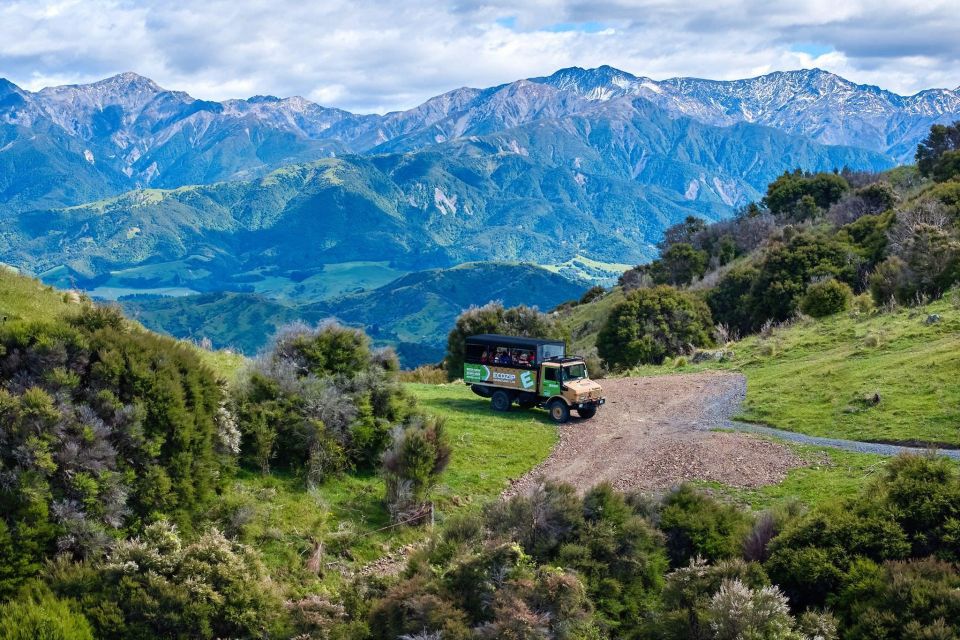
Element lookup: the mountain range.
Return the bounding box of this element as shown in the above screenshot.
[2,65,957,362]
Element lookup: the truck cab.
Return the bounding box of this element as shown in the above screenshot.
[462,334,605,423]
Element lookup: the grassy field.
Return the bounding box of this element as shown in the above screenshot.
[700,444,889,510]
[217,382,557,585]
[618,296,960,446]
[0,266,79,322]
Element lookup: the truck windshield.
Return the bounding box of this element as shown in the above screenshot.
[563,363,587,380]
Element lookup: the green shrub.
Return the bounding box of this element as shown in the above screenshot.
[649,243,709,286]
[597,286,713,370]
[869,256,912,305]
[764,170,849,217]
[47,521,284,640]
[382,415,451,522]
[234,322,412,483]
[0,308,223,591]
[659,485,752,568]
[833,558,960,640]
[0,583,93,640]
[655,558,769,639]
[799,279,853,317]
[765,501,911,609]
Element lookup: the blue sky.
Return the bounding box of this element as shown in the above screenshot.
[0,0,957,113]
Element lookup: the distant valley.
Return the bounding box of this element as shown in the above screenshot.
[2,65,958,361]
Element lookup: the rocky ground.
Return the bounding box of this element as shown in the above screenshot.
[504,372,807,497]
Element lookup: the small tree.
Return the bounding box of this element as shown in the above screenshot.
[382,416,451,523]
[916,121,960,180]
[649,243,709,286]
[800,279,853,318]
[597,286,713,370]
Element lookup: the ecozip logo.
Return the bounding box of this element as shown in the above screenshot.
[520,371,535,389]
[492,371,516,383]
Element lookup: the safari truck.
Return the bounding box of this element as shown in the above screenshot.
[463,334,604,423]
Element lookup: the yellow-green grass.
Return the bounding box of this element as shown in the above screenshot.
[219,382,556,586]
[624,297,960,446]
[0,267,79,323]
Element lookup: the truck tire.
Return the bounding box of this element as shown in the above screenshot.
[577,404,598,419]
[491,390,513,412]
[548,399,570,423]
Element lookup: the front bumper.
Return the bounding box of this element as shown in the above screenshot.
[575,398,605,410]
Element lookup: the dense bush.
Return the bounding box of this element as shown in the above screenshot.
[709,232,860,333]
[0,583,93,640]
[233,322,411,484]
[649,243,710,286]
[833,558,960,639]
[47,521,283,639]
[444,302,566,381]
[372,482,669,638]
[0,307,223,593]
[799,279,853,317]
[765,455,960,613]
[597,286,713,370]
[658,485,753,568]
[764,170,850,218]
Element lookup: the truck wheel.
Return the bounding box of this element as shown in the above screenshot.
[491,390,512,412]
[548,399,570,423]
[577,404,598,419]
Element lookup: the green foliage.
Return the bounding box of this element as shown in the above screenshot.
[0,307,223,592]
[765,455,959,612]
[47,521,283,639]
[372,481,668,638]
[597,285,713,370]
[834,558,960,640]
[708,232,861,333]
[445,302,566,380]
[799,279,853,318]
[916,121,960,181]
[659,485,753,567]
[233,322,411,484]
[649,243,710,286]
[0,583,93,640]
[764,170,850,218]
[382,415,452,521]
[655,558,771,640]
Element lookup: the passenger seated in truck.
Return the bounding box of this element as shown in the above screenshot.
[480,349,490,364]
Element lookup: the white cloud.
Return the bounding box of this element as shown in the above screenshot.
[0,0,957,112]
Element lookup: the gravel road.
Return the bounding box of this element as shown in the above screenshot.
[504,371,959,497]
[504,372,805,496]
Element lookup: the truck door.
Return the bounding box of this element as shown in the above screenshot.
[540,365,562,397]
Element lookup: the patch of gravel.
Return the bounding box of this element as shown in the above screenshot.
[503,372,807,497]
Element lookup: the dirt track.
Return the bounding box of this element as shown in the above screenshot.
[504,372,807,496]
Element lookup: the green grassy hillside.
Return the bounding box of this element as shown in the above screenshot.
[616,296,960,446]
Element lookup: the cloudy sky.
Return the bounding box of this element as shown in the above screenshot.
[1,0,957,113]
